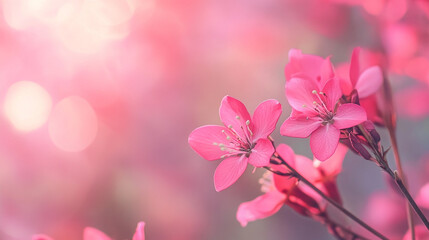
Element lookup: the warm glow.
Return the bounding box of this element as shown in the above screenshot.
[3,81,52,132]
[48,96,98,152]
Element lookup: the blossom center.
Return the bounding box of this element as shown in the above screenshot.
[310,90,336,125]
[213,117,255,159]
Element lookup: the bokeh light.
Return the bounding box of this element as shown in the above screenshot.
[3,81,52,132]
[48,96,98,152]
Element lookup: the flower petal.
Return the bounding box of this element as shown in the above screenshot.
[219,96,252,139]
[310,125,340,161]
[132,222,146,240]
[236,191,285,227]
[285,49,325,81]
[322,79,342,111]
[315,143,348,177]
[248,138,274,167]
[214,155,248,192]
[285,76,320,113]
[83,227,112,240]
[251,99,282,141]
[333,103,367,129]
[188,125,231,160]
[276,144,296,168]
[319,56,335,88]
[281,112,322,138]
[355,66,383,98]
[349,47,361,87]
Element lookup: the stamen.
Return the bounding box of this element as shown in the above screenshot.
[228,125,233,129]
[312,90,318,94]
[302,104,307,108]
[235,115,240,120]
[226,136,231,140]
[245,120,250,125]
[213,142,218,145]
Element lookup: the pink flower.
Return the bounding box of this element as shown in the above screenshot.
[32,222,145,240]
[236,144,325,226]
[188,96,282,191]
[281,75,366,161]
[341,47,383,99]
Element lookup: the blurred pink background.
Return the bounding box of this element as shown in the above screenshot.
[1,0,429,239]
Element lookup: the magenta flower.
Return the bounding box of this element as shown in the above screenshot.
[33,222,145,240]
[281,76,367,161]
[188,96,282,191]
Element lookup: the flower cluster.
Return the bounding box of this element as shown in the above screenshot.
[188,48,429,240]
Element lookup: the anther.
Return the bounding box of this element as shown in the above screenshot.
[213,142,218,145]
[235,115,240,119]
[228,125,233,129]
[245,120,250,125]
[226,136,231,140]
[312,90,318,94]
[313,101,318,105]
[302,104,307,108]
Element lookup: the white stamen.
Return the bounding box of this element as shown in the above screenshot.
[312,90,318,94]
[245,120,250,125]
[235,115,240,119]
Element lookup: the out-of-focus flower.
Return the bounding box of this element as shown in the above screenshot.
[281,62,366,160]
[341,47,383,99]
[188,96,282,191]
[403,225,429,240]
[32,221,146,240]
[236,144,324,227]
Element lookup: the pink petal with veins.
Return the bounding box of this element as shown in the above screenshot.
[281,113,322,138]
[319,56,335,88]
[355,66,383,98]
[219,96,252,139]
[252,99,282,141]
[322,79,342,111]
[188,125,231,161]
[214,155,248,192]
[310,124,340,161]
[83,227,112,240]
[285,77,320,113]
[236,191,285,227]
[248,138,274,167]
[333,103,367,129]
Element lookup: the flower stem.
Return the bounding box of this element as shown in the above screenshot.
[357,124,429,231]
[272,155,388,240]
[388,127,415,239]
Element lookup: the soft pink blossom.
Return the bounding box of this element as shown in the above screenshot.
[281,75,366,160]
[189,96,282,191]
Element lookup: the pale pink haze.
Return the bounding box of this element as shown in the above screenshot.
[281,50,367,160]
[188,96,282,191]
[237,144,339,227]
[32,222,145,240]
